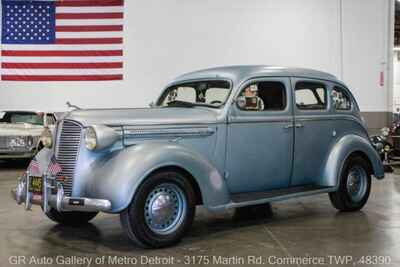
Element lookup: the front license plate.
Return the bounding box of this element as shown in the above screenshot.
[29,176,42,194]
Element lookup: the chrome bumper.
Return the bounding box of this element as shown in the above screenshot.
[11,172,112,213]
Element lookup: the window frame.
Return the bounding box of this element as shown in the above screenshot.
[234,79,289,113]
[293,79,330,114]
[294,81,328,111]
[331,85,352,112]
[156,78,233,108]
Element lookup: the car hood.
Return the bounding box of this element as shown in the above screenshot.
[0,123,43,136]
[65,107,222,126]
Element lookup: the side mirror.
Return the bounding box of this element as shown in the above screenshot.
[235,96,246,110]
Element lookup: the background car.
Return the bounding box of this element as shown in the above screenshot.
[0,111,56,160]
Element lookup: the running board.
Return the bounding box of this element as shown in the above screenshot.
[228,185,335,209]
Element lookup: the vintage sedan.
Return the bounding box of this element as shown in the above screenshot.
[0,111,56,160]
[12,66,384,248]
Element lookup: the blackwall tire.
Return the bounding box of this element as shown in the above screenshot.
[329,156,371,212]
[120,170,196,248]
[45,208,98,226]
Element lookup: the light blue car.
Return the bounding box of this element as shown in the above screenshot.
[12,66,384,248]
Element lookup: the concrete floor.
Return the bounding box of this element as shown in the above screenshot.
[1,161,400,267]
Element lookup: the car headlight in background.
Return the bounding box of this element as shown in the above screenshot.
[84,125,120,151]
[381,127,390,138]
[85,126,97,150]
[40,127,53,148]
[8,136,26,148]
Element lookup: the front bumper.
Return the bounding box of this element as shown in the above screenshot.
[11,172,112,213]
[0,151,35,159]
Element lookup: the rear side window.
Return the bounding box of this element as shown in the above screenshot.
[332,86,351,110]
[237,81,286,111]
[295,81,327,110]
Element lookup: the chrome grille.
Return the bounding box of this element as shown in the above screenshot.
[0,136,8,149]
[55,120,82,196]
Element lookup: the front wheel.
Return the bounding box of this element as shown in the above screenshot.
[329,156,371,212]
[45,208,98,226]
[120,170,196,248]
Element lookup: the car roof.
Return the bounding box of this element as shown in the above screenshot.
[172,65,341,86]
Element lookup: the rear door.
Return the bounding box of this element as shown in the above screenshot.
[291,78,335,186]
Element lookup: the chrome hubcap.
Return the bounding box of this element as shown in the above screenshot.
[346,165,367,202]
[144,183,186,235]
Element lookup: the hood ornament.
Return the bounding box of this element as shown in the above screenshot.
[66,101,81,110]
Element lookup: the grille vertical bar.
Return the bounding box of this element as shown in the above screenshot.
[55,120,82,196]
[0,137,9,149]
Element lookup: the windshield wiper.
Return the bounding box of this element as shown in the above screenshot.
[166,100,195,108]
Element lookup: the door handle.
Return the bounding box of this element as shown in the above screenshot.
[283,124,294,129]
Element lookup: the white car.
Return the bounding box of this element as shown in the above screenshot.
[0,111,56,159]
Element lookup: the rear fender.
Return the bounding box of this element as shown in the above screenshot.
[322,134,384,188]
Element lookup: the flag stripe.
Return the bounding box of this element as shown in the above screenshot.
[55,0,123,7]
[56,12,123,19]
[55,37,123,44]
[56,31,122,38]
[2,44,123,50]
[2,62,123,69]
[2,56,123,63]
[2,50,123,56]
[2,68,122,75]
[2,74,123,81]
[56,25,123,31]
[56,19,123,26]
[56,6,123,13]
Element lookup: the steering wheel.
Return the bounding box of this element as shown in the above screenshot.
[210,100,222,105]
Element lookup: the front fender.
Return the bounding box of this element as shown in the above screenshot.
[85,142,230,213]
[322,134,384,188]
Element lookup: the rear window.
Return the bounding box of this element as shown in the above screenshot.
[295,82,327,110]
[332,86,351,110]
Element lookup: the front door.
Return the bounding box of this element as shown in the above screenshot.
[226,77,294,193]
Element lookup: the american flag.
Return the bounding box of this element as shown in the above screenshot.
[1,0,123,81]
[47,155,62,175]
[27,156,41,175]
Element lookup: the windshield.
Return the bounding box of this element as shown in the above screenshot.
[0,112,44,125]
[157,80,231,108]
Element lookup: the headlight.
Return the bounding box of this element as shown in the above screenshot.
[40,127,53,148]
[381,127,390,137]
[85,126,97,150]
[84,125,119,151]
[8,137,26,148]
[384,145,391,152]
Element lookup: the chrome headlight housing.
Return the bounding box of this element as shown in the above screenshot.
[84,125,119,151]
[85,126,97,150]
[40,127,53,148]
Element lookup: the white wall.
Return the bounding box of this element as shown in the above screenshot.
[0,0,393,112]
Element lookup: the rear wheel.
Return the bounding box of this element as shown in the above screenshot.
[329,156,371,212]
[45,208,98,226]
[120,170,196,248]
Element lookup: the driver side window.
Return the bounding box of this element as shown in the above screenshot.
[237,81,287,111]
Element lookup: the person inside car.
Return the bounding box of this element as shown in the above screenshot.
[242,84,264,111]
